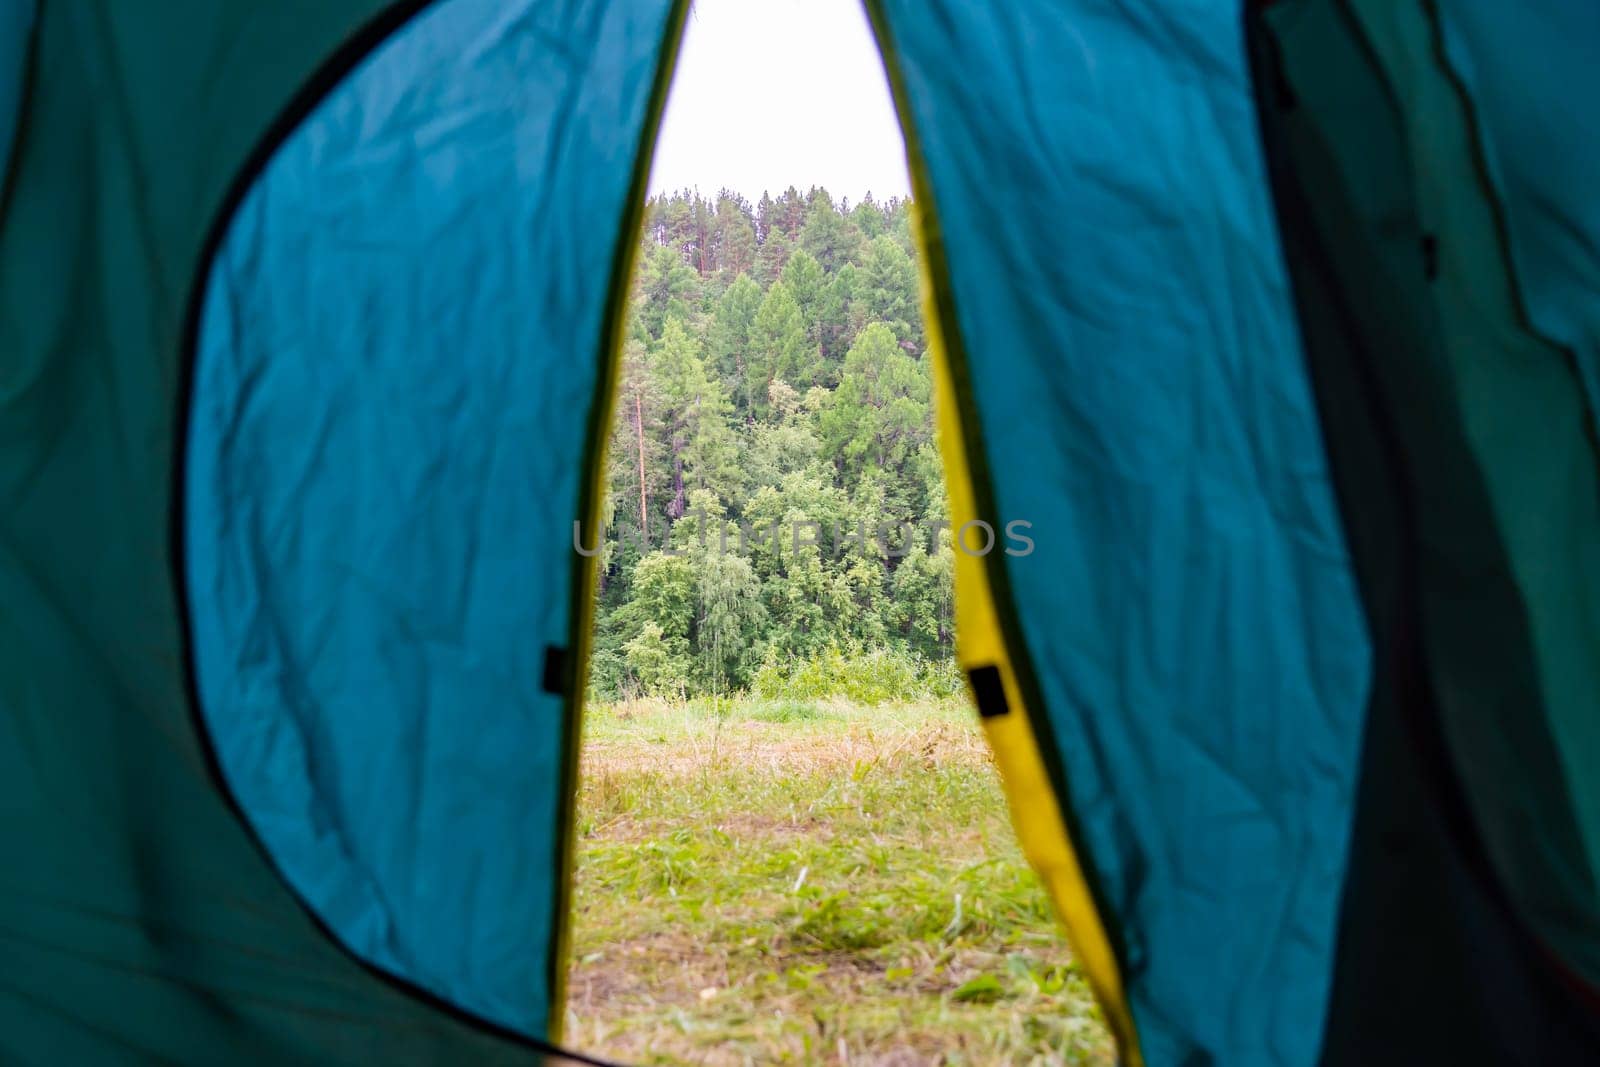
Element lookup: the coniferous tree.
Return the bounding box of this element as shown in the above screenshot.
[855,235,921,346]
[799,187,863,270]
[708,274,762,398]
[754,226,792,286]
[650,317,736,517]
[715,191,757,278]
[820,322,931,482]
[747,281,815,410]
[636,242,698,338]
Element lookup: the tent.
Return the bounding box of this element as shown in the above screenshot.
[2,1,1597,1063]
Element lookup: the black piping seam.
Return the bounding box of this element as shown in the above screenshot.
[1415,0,1600,1001]
[1417,0,1600,504]
[859,0,1133,993]
[0,0,39,216]
[549,0,693,1032]
[1250,0,1510,928]
[1243,0,1437,884]
[169,2,626,1062]
[1329,0,1600,973]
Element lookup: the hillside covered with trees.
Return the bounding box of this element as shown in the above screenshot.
[588,187,955,699]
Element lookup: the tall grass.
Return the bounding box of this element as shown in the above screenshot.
[567,697,1113,1065]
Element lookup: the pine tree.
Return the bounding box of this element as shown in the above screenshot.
[855,236,920,345]
[773,185,807,237]
[851,195,887,240]
[636,242,699,338]
[820,322,931,482]
[780,249,826,345]
[755,190,776,244]
[650,318,735,517]
[754,226,792,286]
[798,187,863,271]
[707,274,762,403]
[607,339,664,544]
[746,281,817,412]
[714,191,757,277]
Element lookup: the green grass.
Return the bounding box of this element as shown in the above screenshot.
[565,697,1114,1065]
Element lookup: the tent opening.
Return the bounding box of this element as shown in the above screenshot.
[562,2,1114,1061]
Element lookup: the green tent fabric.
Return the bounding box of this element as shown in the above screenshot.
[1351,0,1600,981]
[1249,0,1600,1060]
[3,1,1599,1064]
[1435,0,1600,418]
[0,0,30,186]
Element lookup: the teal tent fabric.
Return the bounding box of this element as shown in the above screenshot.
[186,0,681,1036]
[0,0,31,186]
[871,1,1371,1062]
[1436,0,1600,418]
[0,0,571,1060]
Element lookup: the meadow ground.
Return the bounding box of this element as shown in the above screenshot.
[565,697,1114,1066]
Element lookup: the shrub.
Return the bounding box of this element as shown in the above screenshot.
[751,645,954,704]
[747,700,824,724]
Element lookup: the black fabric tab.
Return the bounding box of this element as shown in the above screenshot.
[542,645,568,695]
[968,665,1009,719]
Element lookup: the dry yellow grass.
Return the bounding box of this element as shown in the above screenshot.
[563,698,1114,1066]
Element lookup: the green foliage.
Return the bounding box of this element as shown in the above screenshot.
[820,322,932,482]
[951,973,1007,1003]
[635,242,699,337]
[592,188,953,702]
[748,280,817,405]
[798,188,864,271]
[745,700,826,724]
[693,546,766,693]
[649,318,738,513]
[751,646,958,705]
[618,555,697,697]
[707,273,762,383]
[856,235,921,346]
[622,621,688,699]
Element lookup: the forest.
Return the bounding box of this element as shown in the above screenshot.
[587,186,957,700]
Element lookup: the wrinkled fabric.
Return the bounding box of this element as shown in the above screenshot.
[1257,2,1600,1059]
[2,0,557,1060]
[0,0,31,186]
[1342,0,1600,988]
[872,2,1371,1063]
[186,0,678,1036]
[1436,0,1600,422]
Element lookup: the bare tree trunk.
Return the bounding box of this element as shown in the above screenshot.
[634,393,648,535]
[671,449,686,519]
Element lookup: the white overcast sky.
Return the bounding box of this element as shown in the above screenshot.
[647,0,913,204]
